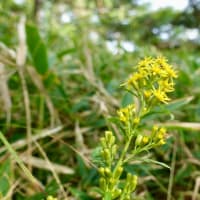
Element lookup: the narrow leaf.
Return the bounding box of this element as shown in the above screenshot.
[26,23,48,74]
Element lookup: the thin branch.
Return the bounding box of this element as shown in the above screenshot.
[16,16,32,170]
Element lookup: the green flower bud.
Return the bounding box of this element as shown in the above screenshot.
[109,177,117,187]
[114,166,123,179]
[104,167,111,176]
[105,131,113,142]
[110,135,115,146]
[98,167,105,176]
[124,195,131,200]
[135,134,143,146]
[99,177,106,190]
[103,148,111,162]
[130,175,138,192]
[100,137,106,148]
[127,173,132,183]
[112,144,117,156]
[112,188,122,199]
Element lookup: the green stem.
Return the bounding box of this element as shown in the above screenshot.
[0,131,43,191]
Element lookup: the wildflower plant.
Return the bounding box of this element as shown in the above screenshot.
[97,57,178,200]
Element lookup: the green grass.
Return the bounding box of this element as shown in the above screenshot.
[0,0,200,199]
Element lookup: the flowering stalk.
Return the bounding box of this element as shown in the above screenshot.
[98,57,178,200]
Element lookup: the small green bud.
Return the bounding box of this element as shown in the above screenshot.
[100,137,106,148]
[112,188,122,199]
[112,144,117,156]
[124,195,131,200]
[114,166,123,179]
[130,175,138,192]
[127,173,132,182]
[103,148,111,162]
[105,131,113,142]
[98,167,105,176]
[110,135,115,146]
[99,177,106,190]
[135,134,143,146]
[109,177,117,186]
[104,167,111,176]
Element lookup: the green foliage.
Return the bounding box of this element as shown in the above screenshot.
[0,0,200,199]
[26,23,49,74]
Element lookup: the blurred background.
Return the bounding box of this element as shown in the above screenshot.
[0,0,200,199]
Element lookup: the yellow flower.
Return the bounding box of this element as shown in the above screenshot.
[138,57,154,69]
[152,88,170,103]
[144,90,152,98]
[117,104,136,122]
[159,127,166,134]
[151,64,163,76]
[142,136,149,144]
[133,117,140,124]
[157,139,166,145]
[117,110,127,122]
[158,79,174,92]
[153,125,158,132]
[127,72,143,88]
[47,196,57,200]
[163,64,178,78]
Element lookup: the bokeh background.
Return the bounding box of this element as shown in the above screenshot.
[0,0,200,199]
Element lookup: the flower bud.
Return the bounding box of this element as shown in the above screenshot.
[98,167,105,176]
[133,117,140,125]
[104,167,111,176]
[157,139,165,145]
[130,175,138,192]
[105,131,113,142]
[112,188,122,199]
[100,137,106,148]
[114,166,123,179]
[135,134,143,146]
[142,136,149,144]
[99,177,106,190]
[112,144,117,156]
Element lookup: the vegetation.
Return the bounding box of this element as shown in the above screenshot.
[0,0,200,200]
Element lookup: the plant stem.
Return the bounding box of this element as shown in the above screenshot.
[0,131,43,192]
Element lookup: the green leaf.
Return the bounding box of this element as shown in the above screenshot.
[143,159,170,169]
[69,187,93,200]
[121,92,133,107]
[0,159,11,196]
[143,96,194,121]
[0,176,9,196]
[161,96,194,112]
[26,23,48,74]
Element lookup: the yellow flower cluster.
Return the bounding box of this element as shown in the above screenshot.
[135,125,167,148]
[151,126,167,146]
[125,56,177,104]
[117,104,136,123]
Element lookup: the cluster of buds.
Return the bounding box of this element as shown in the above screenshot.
[100,131,117,165]
[99,131,124,199]
[151,126,167,146]
[99,130,138,199]
[117,104,141,140]
[135,126,167,149]
[122,173,138,200]
[117,104,136,123]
